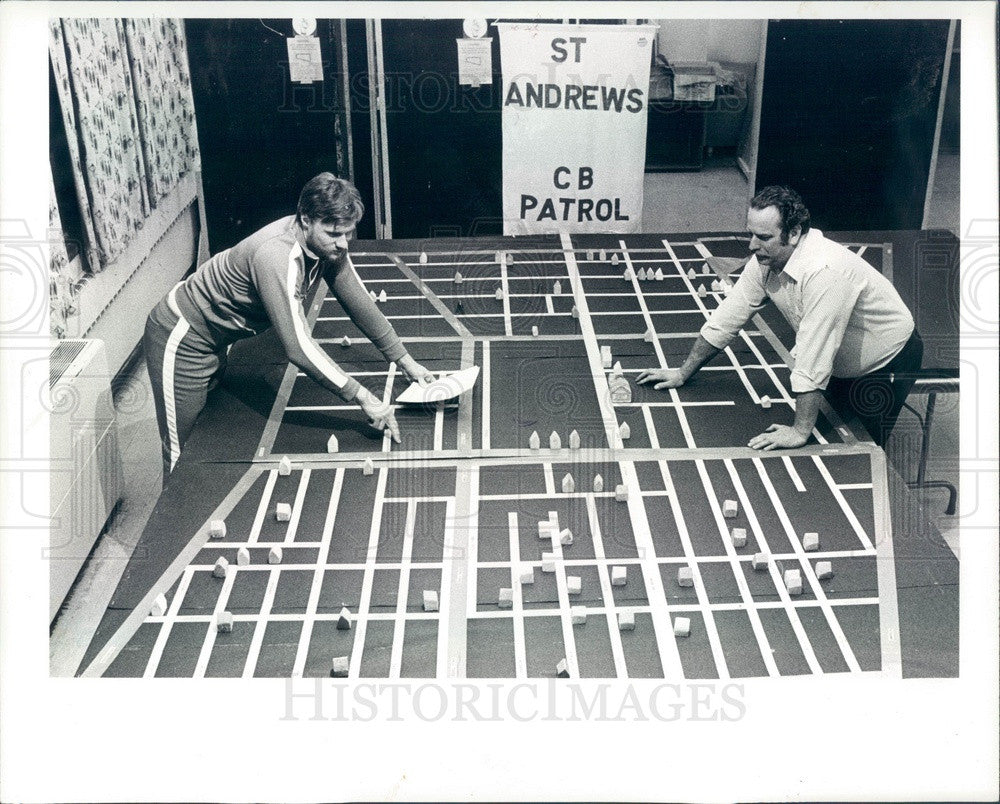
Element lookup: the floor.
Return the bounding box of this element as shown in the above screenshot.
[48,150,962,673]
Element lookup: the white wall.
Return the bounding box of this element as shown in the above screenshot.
[655,19,764,64]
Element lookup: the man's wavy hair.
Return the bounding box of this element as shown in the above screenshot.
[296,173,365,227]
[750,185,811,244]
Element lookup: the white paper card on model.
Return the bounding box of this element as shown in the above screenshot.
[396,366,481,405]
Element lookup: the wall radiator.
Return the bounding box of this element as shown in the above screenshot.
[49,338,123,621]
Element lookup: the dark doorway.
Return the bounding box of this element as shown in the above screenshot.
[756,19,951,231]
[185,19,351,252]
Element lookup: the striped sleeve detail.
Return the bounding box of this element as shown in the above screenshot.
[283,243,352,392]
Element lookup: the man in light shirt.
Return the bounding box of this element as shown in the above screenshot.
[637,185,922,449]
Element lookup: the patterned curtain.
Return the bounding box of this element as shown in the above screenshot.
[123,19,200,203]
[48,18,201,274]
[49,19,149,271]
[49,176,77,339]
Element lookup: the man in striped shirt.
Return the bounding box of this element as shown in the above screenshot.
[638,185,922,449]
[144,173,433,477]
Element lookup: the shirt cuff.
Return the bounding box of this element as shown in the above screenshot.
[339,377,362,402]
[790,370,827,394]
[699,321,733,350]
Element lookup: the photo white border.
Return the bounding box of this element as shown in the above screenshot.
[1,2,996,801]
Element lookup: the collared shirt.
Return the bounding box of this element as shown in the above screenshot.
[700,229,915,393]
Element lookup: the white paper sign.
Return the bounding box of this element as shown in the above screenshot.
[457,38,493,86]
[497,23,656,235]
[286,36,323,84]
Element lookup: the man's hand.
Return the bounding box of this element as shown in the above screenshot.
[636,367,686,390]
[357,389,401,443]
[748,424,809,451]
[397,354,434,386]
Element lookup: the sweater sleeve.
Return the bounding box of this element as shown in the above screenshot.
[324,253,409,363]
[250,240,361,401]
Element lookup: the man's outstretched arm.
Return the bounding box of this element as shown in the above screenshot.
[636,335,722,389]
[748,389,822,450]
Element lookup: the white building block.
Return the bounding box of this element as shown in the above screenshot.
[552,280,562,295]
[561,473,575,493]
[654,267,665,281]
[331,656,349,677]
[495,286,503,300]
[363,458,374,476]
[326,434,339,453]
[340,335,351,347]
[570,305,579,319]
[816,561,834,580]
[541,552,557,572]
[760,395,772,409]
[803,532,820,552]
[419,251,428,264]
[454,270,463,284]
[784,568,803,595]
[216,611,234,633]
[731,527,748,548]
[558,528,573,546]
[752,552,769,570]
[150,593,168,617]
[614,484,628,502]
[528,431,540,450]
[213,557,229,579]
[275,502,292,522]
[722,499,738,518]
[566,576,582,595]
[337,607,352,630]
[498,588,513,609]
[687,267,697,279]
[593,474,604,493]
[531,325,539,337]
[618,421,631,440]
[209,519,227,539]
[268,546,283,565]
[237,546,251,566]
[611,253,619,266]
[623,267,635,281]
[519,566,535,585]
[549,431,562,450]
[618,611,635,631]
[537,520,552,540]
[697,284,707,297]
[568,429,580,450]
[611,566,627,586]
[423,590,440,612]
[556,658,570,677]
[599,249,607,261]
[673,617,691,637]
[677,566,694,587]
[600,345,613,368]
[570,606,587,625]
[611,360,624,377]
[637,268,647,281]
[278,455,292,476]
